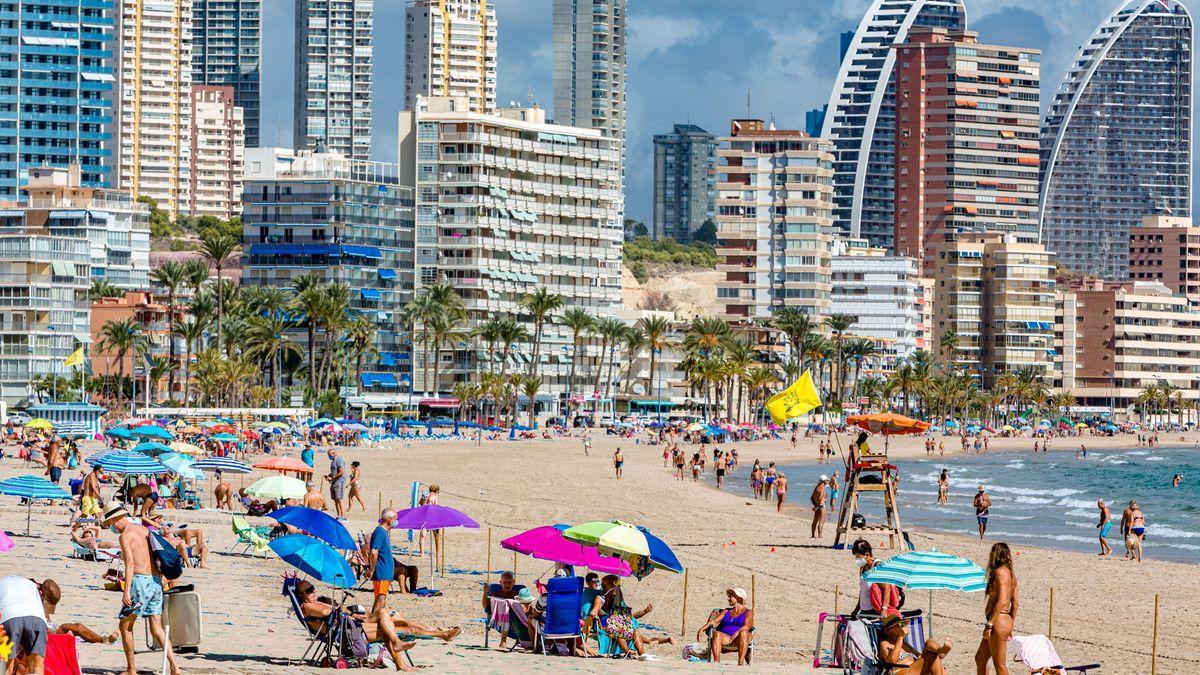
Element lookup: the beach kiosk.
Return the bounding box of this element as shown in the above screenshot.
[27,402,107,436]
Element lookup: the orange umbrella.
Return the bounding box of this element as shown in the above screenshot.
[208,424,238,435]
[846,412,930,436]
[252,456,315,476]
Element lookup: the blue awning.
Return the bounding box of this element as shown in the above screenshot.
[249,243,340,256]
[380,353,397,367]
[342,245,382,260]
[378,268,397,280]
[361,373,399,388]
[360,288,381,301]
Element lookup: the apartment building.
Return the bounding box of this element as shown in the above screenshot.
[932,232,1055,385]
[192,0,261,147]
[397,97,623,397]
[552,0,626,168]
[90,291,172,396]
[189,86,245,218]
[831,240,927,369]
[893,28,1041,271]
[652,124,716,242]
[714,119,834,323]
[404,0,496,114]
[1128,216,1200,299]
[294,0,373,160]
[116,0,194,217]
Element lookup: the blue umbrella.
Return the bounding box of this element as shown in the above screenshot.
[84,450,116,467]
[864,549,986,636]
[268,506,356,550]
[191,456,252,474]
[269,534,355,588]
[104,426,135,440]
[132,426,174,441]
[210,433,238,443]
[0,475,71,535]
[132,441,173,456]
[159,453,203,481]
[92,450,168,475]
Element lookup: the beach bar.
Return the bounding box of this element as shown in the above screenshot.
[27,402,106,435]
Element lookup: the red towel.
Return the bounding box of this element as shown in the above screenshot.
[44,633,81,675]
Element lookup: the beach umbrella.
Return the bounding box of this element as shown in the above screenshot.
[84,450,116,467]
[343,422,368,432]
[210,433,238,443]
[191,456,252,474]
[0,475,70,535]
[563,520,682,578]
[268,506,355,550]
[269,534,355,588]
[169,441,203,456]
[1075,422,1088,429]
[846,412,931,454]
[942,420,960,429]
[177,425,202,435]
[245,475,307,501]
[132,441,173,457]
[122,418,157,427]
[242,429,261,441]
[0,530,13,552]
[253,456,315,476]
[104,426,135,440]
[864,549,986,636]
[207,424,237,435]
[393,504,480,580]
[310,417,337,428]
[265,421,291,431]
[1001,425,1015,432]
[501,525,632,576]
[131,426,173,441]
[93,450,168,475]
[158,452,203,480]
[26,418,53,431]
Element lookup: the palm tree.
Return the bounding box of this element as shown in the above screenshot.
[622,327,646,395]
[638,316,671,411]
[151,261,188,401]
[96,318,147,407]
[428,312,465,397]
[182,257,210,294]
[772,307,815,374]
[88,279,122,302]
[472,316,508,375]
[198,232,240,350]
[146,356,175,405]
[743,367,779,426]
[561,308,595,416]
[824,313,857,404]
[494,318,529,379]
[173,317,207,405]
[312,282,352,391]
[293,277,326,389]
[520,376,542,428]
[519,288,563,381]
[594,317,626,400]
[345,316,376,391]
[450,382,481,422]
[938,328,960,371]
[243,314,302,404]
[722,338,756,422]
[404,283,464,395]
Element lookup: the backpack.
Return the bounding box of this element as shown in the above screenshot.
[149,531,184,580]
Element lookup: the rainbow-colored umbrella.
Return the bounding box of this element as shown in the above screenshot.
[562,520,681,578]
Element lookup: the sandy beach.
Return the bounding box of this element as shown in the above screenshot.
[3,430,1198,673]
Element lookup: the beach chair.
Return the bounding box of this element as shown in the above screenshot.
[813,611,926,674]
[71,541,120,562]
[538,576,584,656]
[281,576,415,669]
[702,607,756,665]
[230,515,270,556]
[1008,634,1101,674]
[485,596,535,651]
[482,583,525,648]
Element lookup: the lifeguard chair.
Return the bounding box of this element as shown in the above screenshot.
[833,413,929,550]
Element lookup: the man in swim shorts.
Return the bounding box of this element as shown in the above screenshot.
[1096,499,1112,556]
[103,505,179,675]
[973,485,991,540]
[810,476,828,538]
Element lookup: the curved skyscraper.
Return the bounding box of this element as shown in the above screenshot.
[1040,0,1193,280]
[821,0,967,248]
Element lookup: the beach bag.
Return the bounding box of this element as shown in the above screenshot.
[336,612,369,659]
[150,531,184,580]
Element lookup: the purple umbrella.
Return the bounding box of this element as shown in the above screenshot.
[502,525,631,576]
[392,503,479,530]
[0,530,13,553]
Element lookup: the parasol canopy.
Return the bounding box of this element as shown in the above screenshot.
[268,506,355,550]
[191,456,253,474]
[245,475,307,501]
[92,450,168,475]
[269,534,355,588]
[253,456,314,476]
[563,520,682,578]
[501,525,632,576]
[846,412,931,436]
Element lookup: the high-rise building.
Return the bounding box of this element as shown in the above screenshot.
[893,28,1041,272]
[189,86,245,219]
[1040,0,1193,281]
[552,0,625,154]
[830,240,927,370]
[241,150,415,401]
[404,0,496,114]
[652,124,715,242]
[397,97,623,398]
[192,0,261,148]
[820,0,966,248]
[115,0,194,217]
[0,1,115,202]
[1128,216,1200,299]
[294,0,373,160]
[714,120,834,323]
[932,232,1055,385]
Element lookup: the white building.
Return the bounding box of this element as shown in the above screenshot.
[404,0,497,115]
[116,0,194,217]
[189,86,245,219]
[398,97,623,397]
[294,0,373,160]
[831,240,928,370]
[552,0,626,170]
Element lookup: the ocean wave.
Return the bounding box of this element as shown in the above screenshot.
[1058,498,1100,510]
[1150,525,1200,539]
[1008,496,1055,505]
[1126,451,1149,456]
[988,485,1083,498]
[1146,456,1166,462]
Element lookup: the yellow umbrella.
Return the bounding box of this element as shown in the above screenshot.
[26,418,53,431]
[170,441,203,456]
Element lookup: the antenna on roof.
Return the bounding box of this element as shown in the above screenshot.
[746,87,752,118]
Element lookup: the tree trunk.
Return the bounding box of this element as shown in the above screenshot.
[166,293,176,401]
[529,321,542,379]
[307,323,316,390]
[215,264,224,353]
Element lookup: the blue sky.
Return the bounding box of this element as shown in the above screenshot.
[261,0,1197,223]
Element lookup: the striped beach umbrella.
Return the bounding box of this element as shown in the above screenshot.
[563,520,682,578]
[191,456,252,474]
[132,441,173,456]
[84,450,116,467]
[91,450,168,475]
[864,549,986,635]
[0,475,71,535]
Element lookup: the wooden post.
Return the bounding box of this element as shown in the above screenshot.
[834,584,840,616]
[1152,593,1159,675]
[681,568,689,637]
[513,550,517,576]
[751,574,756,612]
[1048,587,1055,639]
[377,492,382,514]
[486,527,493,586]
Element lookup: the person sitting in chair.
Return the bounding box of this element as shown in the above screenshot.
[588,574,674,658]
[294,578,416,672]
[71,522,117,552]
[878,613,952,674]
[696,588,753,665]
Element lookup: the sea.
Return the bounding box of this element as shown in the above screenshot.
[724,444,1200,563]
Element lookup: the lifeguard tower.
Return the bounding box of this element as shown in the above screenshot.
[832,413,928,550]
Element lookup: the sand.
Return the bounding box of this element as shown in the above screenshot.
[2,430,1198,674]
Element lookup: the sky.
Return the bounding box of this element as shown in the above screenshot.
[260,0,1198,224]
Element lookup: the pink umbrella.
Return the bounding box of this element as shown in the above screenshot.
[501,525,632,576]
[0,530,14,553]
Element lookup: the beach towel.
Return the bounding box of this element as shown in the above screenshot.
[488,597,512,635]
[1008,634,1063,671]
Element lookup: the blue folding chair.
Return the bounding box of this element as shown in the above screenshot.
[540,576,583,655]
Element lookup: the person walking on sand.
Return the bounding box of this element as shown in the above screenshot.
[973,485,991,540]
[829,473,839,511]
[613,447,624,480]
[582,429,591,456]
[974,542,1017,675]
[811,476,828,537]
[103,505,180,675]
[775,472,788,513]
[1096,499,1112,556]
[348,461,367,512]
[715,451,727,488]
[327,449,347,520]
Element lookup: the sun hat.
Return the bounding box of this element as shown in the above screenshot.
[727,587,747,603]
[515,587,535,604]
[883,614,905,631]
[977,485,985,491]
[102,505,129,525]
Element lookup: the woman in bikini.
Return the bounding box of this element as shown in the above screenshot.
[775,472,788,513]
[294,578,418,671]
[974,542,1017,675]
[347,461,367,512]
[937,469,949,505]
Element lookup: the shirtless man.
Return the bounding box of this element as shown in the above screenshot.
[973,486,991,540]
[613,447,624,480]
[715,452,727,488]
[303,482,327,510]
[103,505,179,675]
[879,613,952,674]
[810,476,828,537]
[72,522,117,550]
[1096,500,1112,556]
[44,440,65,484]
[213,477,233,511]
[80,468,102,521]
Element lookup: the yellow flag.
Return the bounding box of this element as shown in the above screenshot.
[764,370,822,424]
[64,347,84,367]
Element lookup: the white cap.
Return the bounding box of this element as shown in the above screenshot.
[820,475,828,482]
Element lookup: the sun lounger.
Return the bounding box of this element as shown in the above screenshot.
[71,541,120,562]
[230,515,270,556]
[281,576,415,669]
[538,576,583,655]
[1008,634,1101,674]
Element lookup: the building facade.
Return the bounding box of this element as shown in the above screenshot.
[90,291,171,396]
[294,0,373,160]
[397,97,623,397]
[116,0,194,217]
[893,28,1041,271]
[1128,216,1200,298]
[932,232,1055,385]
[820,0,966,248]
[831,240,927,369]
[189,86,245,218]
[192,0,261,148]
[404,0,496,115]
[652,124,716,242]
[552,0,625,163]
[0,0,115,202]
[714,120,834,323]
[1057,280,1200,417]
[241,151,415,398]
[1040,0,1193,281]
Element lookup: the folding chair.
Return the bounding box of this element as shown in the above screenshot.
[539,576,583,655]
[1009,634,1101,674]
[281,576,416,669]
[229,515,270,556]
[481,583,525,648]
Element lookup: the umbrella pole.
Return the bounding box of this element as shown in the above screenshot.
[928,589,934,637]
[26,499,32,537]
